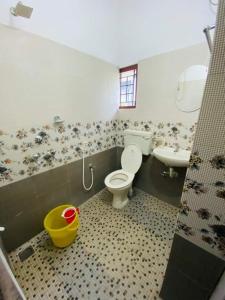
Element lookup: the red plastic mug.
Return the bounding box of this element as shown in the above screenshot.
[62,207,80,224]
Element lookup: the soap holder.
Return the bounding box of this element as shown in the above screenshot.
[53,116,64,124]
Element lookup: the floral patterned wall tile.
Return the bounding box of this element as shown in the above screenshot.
[0,118,197,188]
[177,1,225,259]
[0,120,117,187]
[177,147,225,259]
[116,119,197,150]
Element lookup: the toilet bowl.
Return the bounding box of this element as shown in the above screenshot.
[104,170,134,209]
[105,145,142,209]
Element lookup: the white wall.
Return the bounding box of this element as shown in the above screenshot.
[0,0,216,66]
[0,24,119,131]
[0,23,211,135]
[119,43,210,125]
[118,0,216,66]
[0,0,119,65]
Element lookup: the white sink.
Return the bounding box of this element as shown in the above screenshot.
[153,146,191,167]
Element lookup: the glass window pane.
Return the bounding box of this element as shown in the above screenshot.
[121,86,127,94]
[121,77,127,86]
[127,94,133,103]
[127,80,133,86]
[120,95,126,103]
[119,65,137,108]
[127,85,133,94]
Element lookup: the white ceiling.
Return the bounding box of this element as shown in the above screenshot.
[0,0,217,66]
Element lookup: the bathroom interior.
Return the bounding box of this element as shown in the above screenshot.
[0,0,225,299]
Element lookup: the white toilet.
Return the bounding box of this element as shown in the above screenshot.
[105,130,152,209]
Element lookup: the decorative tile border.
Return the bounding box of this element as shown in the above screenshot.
[0,118,197,187]
[116,119,197,150]
[0,120,117,187]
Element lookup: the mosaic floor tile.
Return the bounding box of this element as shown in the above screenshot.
[9,189,179,300]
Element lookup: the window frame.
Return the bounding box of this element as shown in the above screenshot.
[119,64,138,109]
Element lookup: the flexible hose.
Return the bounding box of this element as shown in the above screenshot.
[82,149,94,191]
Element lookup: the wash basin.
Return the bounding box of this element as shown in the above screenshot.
[153,146,191,167]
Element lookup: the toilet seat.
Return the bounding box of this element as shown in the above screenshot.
[104,170,134,189]
[105,145,142,190]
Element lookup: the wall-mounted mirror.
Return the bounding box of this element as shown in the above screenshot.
[175,65,208,112]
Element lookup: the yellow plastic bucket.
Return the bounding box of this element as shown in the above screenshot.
[44,204,80,248]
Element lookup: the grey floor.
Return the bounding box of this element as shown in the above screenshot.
[9,189,179,300]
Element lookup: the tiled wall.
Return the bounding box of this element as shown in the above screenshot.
[0,115,194,251]
[175,0,225,261]
[0,148,118,251]
[161,3,225,298]
[0,120,117,187]
[0,116,196,251]
[160,234,225,300]
[116,119,197,150]
[117,146,186,207]
[116,118,196,207]
[0,118,196,188]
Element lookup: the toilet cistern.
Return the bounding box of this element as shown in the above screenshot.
[104,129,152,209]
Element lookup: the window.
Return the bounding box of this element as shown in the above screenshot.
[119,64,138,108]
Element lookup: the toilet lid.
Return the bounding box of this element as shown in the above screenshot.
[121,145,142,174]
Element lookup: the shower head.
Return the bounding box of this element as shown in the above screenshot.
[10,2,33,18]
